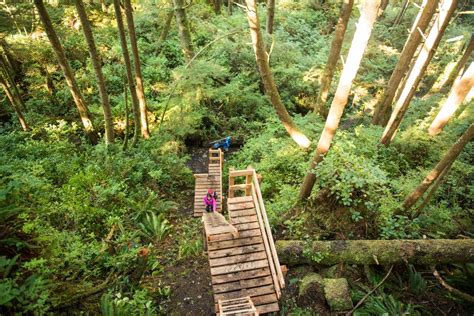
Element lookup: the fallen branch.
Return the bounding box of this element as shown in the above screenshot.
[347,265,393,315]
[53,271,116,310]
[431,265,474,303]
[276,239,474,266]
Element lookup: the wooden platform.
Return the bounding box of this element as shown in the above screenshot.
[203,169,285,315]
[194,149,223,217]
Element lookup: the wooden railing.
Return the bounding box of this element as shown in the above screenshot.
[209,148,224,212]
[228,167,285,297]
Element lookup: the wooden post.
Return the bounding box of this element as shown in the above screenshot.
[228,167,235,198]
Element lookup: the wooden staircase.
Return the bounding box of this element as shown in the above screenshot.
[193,149,224,216]
[201,167,285,314]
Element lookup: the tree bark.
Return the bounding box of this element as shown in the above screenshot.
[113,0,140,146]
[443,34,474,92]
[228,0,232,15]
[213,0,221,15]
[124,0,150,139]
[266,0,275,34]
[75,0,115,144]
[0,54,26,112]
[299,0,380,199]
[173,0,194,62]
[428,62,473,136]
[372,0,437,125]
[403,123,473,210]
[0,75,29,131]
[34,0,97,143]
[0,39,21,79]
[159,10,174,44]
[276,239,474,266]
[392,0,408,26]
[245,0,311,149]
[381,0,457,145]
[314,0,353,115]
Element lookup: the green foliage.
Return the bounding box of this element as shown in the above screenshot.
[100,289,158,316]
[355,294,420,316]
[138,212,172,243]
[408,265,427,295]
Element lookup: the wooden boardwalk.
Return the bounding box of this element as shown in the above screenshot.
[194,149,223,217]
[200,167,285,315]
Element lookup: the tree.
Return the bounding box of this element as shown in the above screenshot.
[380,0,457,145]
[428,62,473,136]
[34,0,97,143]
[403,123,474,211]
[314,0,353,116]
[173,0,194,62]
[276,239,474,266]
[245,0,311,149]
[299,0,381,199]
[372,0,437,125]
[124,0,150,139]
[0,75,29,131]
[443,34,474,91]
[0,54,26,112]
[74,0,115,144]
[113,0,141,146]
[158,10,174,47]
[266,0,275,34]
[392,0,408,26]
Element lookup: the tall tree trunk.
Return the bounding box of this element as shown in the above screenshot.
[113,0,140,146]
[372,0,437,125]
[443,34,474,91]
[228,0,232,15]
[39,65,58,106]
[276,239,474,266]
[213,0,221,15]
[314,0,353,115]
[0,39,21,79]
[299,0,380,199]
[403,123,473,211]
[173,0,194,62]
[0,75,29,131]
[34,0,97,143]
[75,0,115,144]
[380,0,457,145]
[124,0,150,139]
[413,159,454,218]
[0,54,26,112]
[428,62,473,136]
[159,10,174,44]
[245,0,311,149]
[266,0,275,34]
[393,0,408,26]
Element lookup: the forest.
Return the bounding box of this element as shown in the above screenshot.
[0,0,473,314]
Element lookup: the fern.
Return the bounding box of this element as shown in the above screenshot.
[138,212,172,243]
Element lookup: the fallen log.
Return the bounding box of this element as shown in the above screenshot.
[276,239,474,266]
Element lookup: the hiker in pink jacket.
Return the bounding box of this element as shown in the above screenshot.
[203,189,217,212]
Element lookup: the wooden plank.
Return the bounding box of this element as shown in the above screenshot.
[251,293,278,306]
[230,209,256,218]
[208,236,263,251]
[211,268,270,284]
[229,170,254,177]
[213,284,275,301]
[227,196,254,204]
[233,222,260,231]
[208,244,265,259]
[229,215,258,225]
[228,202,255,211]
[210,251,267,268]
[255,302,279,314]
[210,259,268,276]
[212,275,273,293]
[208,229,260,242]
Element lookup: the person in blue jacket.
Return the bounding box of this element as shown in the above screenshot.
[210,136,232,151]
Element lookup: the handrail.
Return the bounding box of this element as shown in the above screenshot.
[209,148,223,213]
[228,168,285,295]
[250,168,285,290]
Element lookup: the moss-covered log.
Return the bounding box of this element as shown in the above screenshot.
[276,239,474,266]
